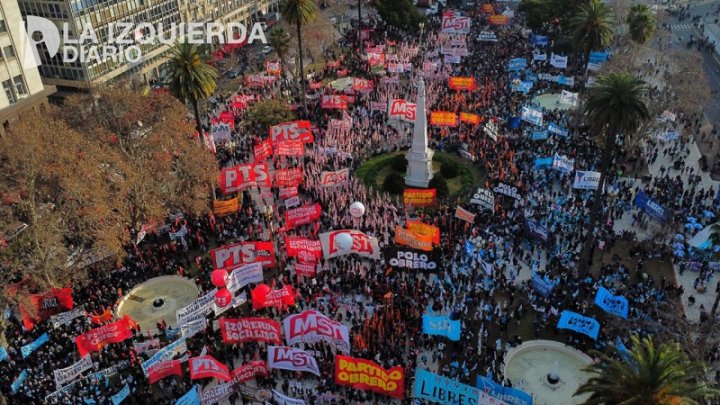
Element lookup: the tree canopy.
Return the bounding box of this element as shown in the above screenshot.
[371,0,426,32]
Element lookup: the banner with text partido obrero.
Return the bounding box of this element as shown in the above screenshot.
[459,112,481,125]
[218,162,271,195]
[335,355,404,398]
[319,230,381,260]
[285,237,323,262]
[406,220,441,244]
[488,15,509,26]
[274,168,304,188]
[211,241,276,269]
[75,316,134,356]
[269,120,314,143]
[449,77,476,91]
[213,198,240,217]
[430,111,459,127]
[403,188,437,207]
[394,226,433,251]
[219,317,282,344]
[285,203,322,230]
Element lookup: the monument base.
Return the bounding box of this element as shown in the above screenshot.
[405,148,434,188]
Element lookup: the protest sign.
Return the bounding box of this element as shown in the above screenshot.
[471,187,495,211]
[147,359,182,384]
[414,369,508,405]
[573,171,601,190]
[267,346,320,376]
[557,310,600,340]
[455,206,476,223]
[269,120,314,143]
[449,77,476,90]
[383,246,440,271]
[634,191,668,223]
[594,286,629,319]
[210,241,276,269]
[283,310,350,353]
[220,317,282,344]
[75,317,133,356]
[218,162,271,194]
[476,375,533,405]
[395,226,434,251]
[422,314,461,341]
[21,332,49,358]
[430,111,459,126]
[285,203,322,230]
[189,355,231,382]
[320,168,349,187]
[335,355,404,398]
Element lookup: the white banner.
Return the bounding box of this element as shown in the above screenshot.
[133,338,160,355]
[211,123,232,142]
[477,31,498,42]
[520,107,543,126]
[320,169,350,187]
[50,305,85,329]
[388,99,416,122]
[181,318,208,339]
[552,153,574,172]
[533,52,547,61]
[470,188,495,211]
[267,346,320,376]
[175,288,216,325]
[226,262,264,294]
[141,338,188,376]
[273,389,306,405]
[494,183,522,200]
[559,90,578,106]
[54,354,93,388]
[282,310,350,353]
[441,16,472,34]
[573,170,601,190]
[550,53,568,69]
[319,230,381,260]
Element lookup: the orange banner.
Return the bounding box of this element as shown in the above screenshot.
[489,15,509,26]
[403,188,437,207]
[335,355,404,398]
[459,112,482,125]
[449,77,476,91]
[394,226,433,251]
[407,220,441,244]
[213,198,240,217]
[481,3,495,13]
[429,111,458,127]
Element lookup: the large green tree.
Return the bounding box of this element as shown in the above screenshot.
[627,4,656,44]
[168,40,218,134]
[281,0,317,115]
[575,335,717,404]
[578,72,650,274]
[371,0,425,32]
[570,0,614,61]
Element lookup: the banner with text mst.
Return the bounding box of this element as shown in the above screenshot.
[219,317,282,344]
[267,346,321,376]
[414,369,508,405]
[282,310,350,353]
[334,355,404,398]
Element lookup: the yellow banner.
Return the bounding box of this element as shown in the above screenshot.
[407,220,440,244]
[213,198,240,217]
[394,225,433,251]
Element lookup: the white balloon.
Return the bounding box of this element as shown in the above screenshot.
[334,232,354,251]
[349,201,366,218]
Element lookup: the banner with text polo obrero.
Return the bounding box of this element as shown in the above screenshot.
[147,359,182,384]
[254,139,273,161]
[394,226,433,251]
[285,203,322,230]
[403,188,436,206]
[19,287,74,330]
[459,112,481,125]
[430,111,459,127]
[320,168,350,187]
[276,140,305,156]
[274,167,304,188]
[406,220,441,244]
[213,198,240,217]
[218,162,271,195]
[219,317,282,344]
[449,77,476,91]
[189,355,231,382]
[75,316,134,356]
[285,237,323,262]
[334,355,404,398]
[321,95,349,109]
[211,241,276,269]
[319,230,381,260]
[269,120,314,143]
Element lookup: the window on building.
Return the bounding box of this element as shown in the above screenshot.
[13,75,27,96]
[3,45,15,58]
[0,20,7,33]
[3,80,16,104]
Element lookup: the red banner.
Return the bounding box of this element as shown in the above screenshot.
[459,112,482,125]
[189,355,231,382]
[274,168,304,187]
[309,81,324,90]
[295,261,317,277]
[254,139,273,161]
[429,111,459,127]
[19,287,74,330]
[319,168,350,187]
[285,237,323,262]
[218,162,271,195]
[321,95,349,109]
[75,316,133,356]
[251,284,295,310]
[403,189,437,207]
[394,226,434,252]
[389,99,416,122]
[231,361,269,383]
[269,120,314,143]
[211,241,276,269]
[352,78,374,91]
[334,355,404,398]
[337,68,348,77]
[279,186,299,199]
[449,76,476,90]
[276,140,305,156]
[219,318,282,344]
[407,220,441,244]
[88,308,113,325]
[285,203,322,230]
[488,15,509,25]
[148,360,182,384]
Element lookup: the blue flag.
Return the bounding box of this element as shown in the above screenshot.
[547,122,569,137]
[589,51,609,64]
[594,286,629,319]
[111,383,130,405]
[422,314,461,341]
[531,272,558,297]
[11,369,28,394]
[557,311,600,340]
[508,116,521,129]
[476,375,533,405]
[21,332,48,358]
[0,346,8,362]
[531,130,548,141]
[526,220,549,242]
[531,34,548,47]
[176,385,200,405]
[415,369,498,404]
[534,157,553,169]
[634,191,668,223]
[508,58,527,71]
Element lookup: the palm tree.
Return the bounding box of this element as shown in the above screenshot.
[627,4,656,44]
[578,72,650,274]
[268,27,291,78]
[281,0,317,115]
[570,0,614,63]
[168,40,218,135]
[575,335,718,404]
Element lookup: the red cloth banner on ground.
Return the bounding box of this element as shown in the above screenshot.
[274,168,304,188]
[254,139,273,161]
[284,237,322,261]
[334,355,404,398]
[449,77,476,90]
[148,360,182,384]
[321,95,349,109]
[406,220,441,244]
[19,287,74,330]
[218,162,271,195]
[279,186,298,199]
[489,15,510,25]
[75,316,133,356]
[389,99,417,122]
[394,226,434,252]
[231,361,269,383]
[251,285,296,310]
[219,318,282,344]
[276,140,305,156]
[403,189,437,207]
[430,111,459,127]
[269,120,314,143]
[265,61,281,75]
[211,241,276,269]
[352,78,374,91]
[189,355,231,382]
[294,261,317,277]
[320,168,350,187]
[285,203,322,229]
[459,112,482,125]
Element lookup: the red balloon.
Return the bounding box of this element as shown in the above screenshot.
[252,283,271,301]
[211,269,228,288]
[214,288,232,308]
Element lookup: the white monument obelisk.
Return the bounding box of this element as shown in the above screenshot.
[405,77,434,187]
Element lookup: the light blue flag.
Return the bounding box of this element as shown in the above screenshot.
[476,375,533,405]
[547,122,569,137]
[508,58,527,71]
[175,385,200,405]
[11,369,28,394]
[0,346,8,362]
[557,310,600,340]
[534,157,553,169]
[415,369,495,404]
[111,383,130,405]
[531,130,548,140]
[594,286,629,319]
[21,332,49,358]
[422,314,461,341]
[589,51,609,64]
